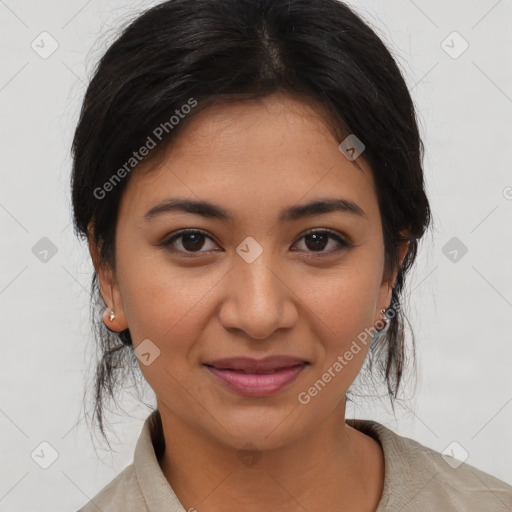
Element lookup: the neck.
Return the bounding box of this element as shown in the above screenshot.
[156,401,384,512]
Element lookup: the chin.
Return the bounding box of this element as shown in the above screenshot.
[210,410,306,452]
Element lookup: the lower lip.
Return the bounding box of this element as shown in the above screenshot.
[204,363,307,397]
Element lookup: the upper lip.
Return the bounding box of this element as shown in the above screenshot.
[203,355,309,372]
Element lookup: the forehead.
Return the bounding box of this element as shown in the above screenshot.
[119,93,379,225]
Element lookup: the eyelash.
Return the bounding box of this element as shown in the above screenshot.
[160,228,352,257]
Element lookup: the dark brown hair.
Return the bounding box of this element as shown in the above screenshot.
[70,0,432,445]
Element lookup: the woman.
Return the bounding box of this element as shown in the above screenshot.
[72,0,512,510]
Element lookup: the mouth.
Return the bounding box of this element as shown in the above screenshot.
[202,355,310,373]
[202,356,310,397]
[204,366,302,374]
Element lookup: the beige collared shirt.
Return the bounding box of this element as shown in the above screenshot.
[77,410,512,511]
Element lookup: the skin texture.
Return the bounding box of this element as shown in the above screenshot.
[89,91,409,511]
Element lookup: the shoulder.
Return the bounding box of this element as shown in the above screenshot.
[75,410,183,512]
[76,463,148,512]
[346,418,512,511]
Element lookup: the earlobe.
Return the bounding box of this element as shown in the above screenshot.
[102,304,127,332]
[97,270,129,332]
[377,237,410,320]
[97,273,129,332]
[88,222,128,332]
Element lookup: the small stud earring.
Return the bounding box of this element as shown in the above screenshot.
[109,309,116,322]
[374,308,389,332]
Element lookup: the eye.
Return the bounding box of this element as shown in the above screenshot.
[161,229,219,254]
[160,228,352,256]
[292,229,352,254]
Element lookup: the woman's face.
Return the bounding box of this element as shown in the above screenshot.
[92,92,405,450]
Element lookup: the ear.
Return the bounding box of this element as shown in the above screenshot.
[87,222,128,332]
[376,236,410,318]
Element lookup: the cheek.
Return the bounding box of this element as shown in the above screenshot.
[116,246,221,350]
[116,258,221,396]
[293,261,382,409]
[302,259,382,343]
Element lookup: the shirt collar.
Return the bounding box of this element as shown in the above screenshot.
[133,410,413,511]
[133,410,185,511]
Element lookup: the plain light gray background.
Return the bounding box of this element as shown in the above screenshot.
[1,0,511,510]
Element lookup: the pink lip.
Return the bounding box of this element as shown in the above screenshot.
[204,363,308,397]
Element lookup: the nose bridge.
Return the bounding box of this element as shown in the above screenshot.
[234,233,280,292]
[235,250,280,303]
[220,245,296,338]
[235,247,283,309]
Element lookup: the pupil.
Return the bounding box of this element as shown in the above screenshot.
[183,233,204,251]
[306,233,327,251]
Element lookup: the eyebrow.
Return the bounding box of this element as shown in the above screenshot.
[144,197,367,223]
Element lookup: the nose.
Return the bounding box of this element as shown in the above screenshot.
[217,255,299,340]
